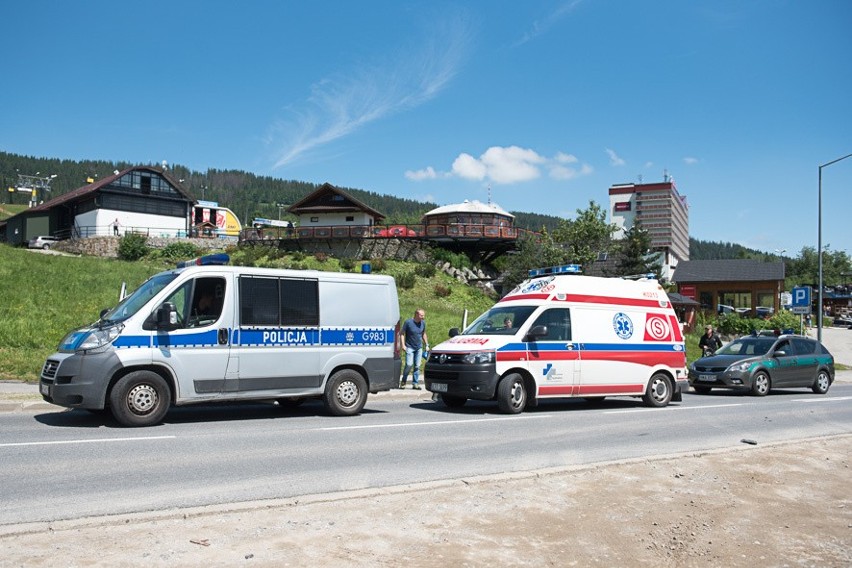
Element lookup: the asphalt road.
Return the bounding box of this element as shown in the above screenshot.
[3,384,851,527]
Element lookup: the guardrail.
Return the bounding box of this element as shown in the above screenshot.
[241,223,531,242]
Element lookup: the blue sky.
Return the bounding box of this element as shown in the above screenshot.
[2,0,850,257]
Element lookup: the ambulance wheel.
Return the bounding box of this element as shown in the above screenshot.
[441,394,467,408]
[497,373,527,414]
[642,373,672,408]
[323,370,367,416]
[109,371,171,427]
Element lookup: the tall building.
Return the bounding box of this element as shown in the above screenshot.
[608,178,689,281]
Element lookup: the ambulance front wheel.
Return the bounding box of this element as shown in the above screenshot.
[109,371,171,427]
[642,373,673,408]
[323,369,367,416]
[497,373,527,414]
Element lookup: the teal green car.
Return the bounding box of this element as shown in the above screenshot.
[688,335,834,396]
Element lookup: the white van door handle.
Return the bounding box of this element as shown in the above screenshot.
[218,328,228,345]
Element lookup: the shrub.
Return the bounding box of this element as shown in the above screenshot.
[434,283,452,297]
[371,258,387,272]
[160,242,200,261]
[415,263,437,277]
[340,257,356,271]
[291,251,306,262]
[314,252,328,263]
[396,272,416,290]
[117,233,149,261]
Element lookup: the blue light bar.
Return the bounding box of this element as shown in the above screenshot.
[176,253,230,268]
[528,264,582,277]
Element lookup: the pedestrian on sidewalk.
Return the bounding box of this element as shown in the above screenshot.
[399,308,429,389]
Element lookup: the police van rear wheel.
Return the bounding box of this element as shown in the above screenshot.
[642,373,672,408]
[497,373,527,414]
[110,371,171,427]
[323,370,367,416]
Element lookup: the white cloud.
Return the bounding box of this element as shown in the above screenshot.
[405,166,442,181]
[451,153,487,180]
[408,145,593,185]
[606,148,626,167]
[513,0,584,46]
[269,13,471,169]
[683,156,699,165]
[644,161,654,169]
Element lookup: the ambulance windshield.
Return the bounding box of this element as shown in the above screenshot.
[100,272,179,324]
[464,306,537,335]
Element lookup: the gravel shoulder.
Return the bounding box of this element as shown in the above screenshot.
[2,435,850,567]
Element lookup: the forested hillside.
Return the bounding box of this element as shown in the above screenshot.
[689,238,771,260]
[0,151,563,232]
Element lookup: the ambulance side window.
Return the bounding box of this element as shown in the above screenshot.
[530,308,572,341]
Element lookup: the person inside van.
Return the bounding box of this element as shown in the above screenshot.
[502,317,513,330]
[189,282,223,327]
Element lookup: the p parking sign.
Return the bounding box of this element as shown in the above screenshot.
[791,286,812,315]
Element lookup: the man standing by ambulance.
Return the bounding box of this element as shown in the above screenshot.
[399,308,429,389]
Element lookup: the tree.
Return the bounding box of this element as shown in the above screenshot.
[613,225,662,279]
[786,246,852,288]
[497,232,571,295]
[550,201,617,268]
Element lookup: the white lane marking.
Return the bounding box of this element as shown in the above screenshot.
[605,403,745,414]
[319,414,553,431]
[0,436,176,448]
[792,396,852,403]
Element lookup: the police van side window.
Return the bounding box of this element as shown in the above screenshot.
[280,279,319,326]
[188,277,225,327]
[239,276,319,327]
[530,308,572,341]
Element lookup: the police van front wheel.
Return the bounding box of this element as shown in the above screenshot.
[642,373,672,408]
[323,370,367,416]
[109,371,171,427]
[497,373,527,414]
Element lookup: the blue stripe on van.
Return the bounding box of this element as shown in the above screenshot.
[111,327,395,349]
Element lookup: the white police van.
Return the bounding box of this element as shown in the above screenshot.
[425,265,687,413]
[39,254,401,426]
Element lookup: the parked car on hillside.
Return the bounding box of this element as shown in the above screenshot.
[688,334,834,396]
[28,236,59,250]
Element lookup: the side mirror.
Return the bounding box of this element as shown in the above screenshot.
[99,308,110,320]
[773,349,787,357]
[448,327,460,338]
[525,325,548,341]
[156,302,179,330]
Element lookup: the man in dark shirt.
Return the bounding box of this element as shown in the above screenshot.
[399,308,429,389]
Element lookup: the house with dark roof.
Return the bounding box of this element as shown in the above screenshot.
[672,259,785,316]
[1,166,195,246]
[287,183,385,229]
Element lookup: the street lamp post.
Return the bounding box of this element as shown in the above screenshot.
[817,153,852,342]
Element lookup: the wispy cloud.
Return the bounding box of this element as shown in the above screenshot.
[269,14,471,169]
[513,0,584,47]
[605,148,626,167]
[683,156,699,165]
[408,145,593,185]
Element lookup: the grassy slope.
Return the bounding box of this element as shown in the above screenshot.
[0,245,497,382]
[1,244,706,383]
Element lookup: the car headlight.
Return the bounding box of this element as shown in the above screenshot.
[77,325,124,352]
[728,361,752,373]
[462,352,494,364]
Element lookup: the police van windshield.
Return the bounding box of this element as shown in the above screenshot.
[463,306,537,335]
[101,272,179,324]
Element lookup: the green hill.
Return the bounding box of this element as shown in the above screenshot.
[0,244,495,382]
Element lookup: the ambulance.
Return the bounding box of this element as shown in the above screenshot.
[425,265,687,413]
[39,254,401,426]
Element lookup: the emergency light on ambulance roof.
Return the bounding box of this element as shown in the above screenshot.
[528,264,582,277]
[176,253,230,268]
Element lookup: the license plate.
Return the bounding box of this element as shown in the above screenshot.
[698,374,716,382]
[431,383,448,393]
[40,383,49,396]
